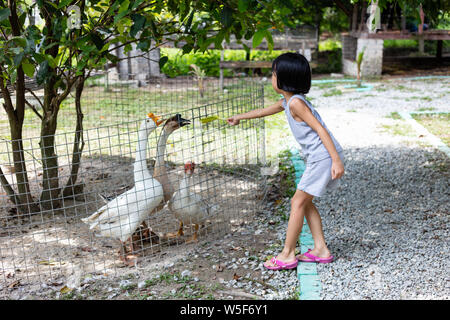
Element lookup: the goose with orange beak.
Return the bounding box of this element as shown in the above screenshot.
[82,112,165,264]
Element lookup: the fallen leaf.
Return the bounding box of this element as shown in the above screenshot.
[384,209,393,213]
[38,260,58,266]
[8,280,20,289]
[216,264,224,272]
[60,286,73,294]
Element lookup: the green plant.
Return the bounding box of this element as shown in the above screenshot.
[189,64,206,97]
[356,48,366,88]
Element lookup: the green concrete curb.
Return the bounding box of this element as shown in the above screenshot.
[289,148,322,300]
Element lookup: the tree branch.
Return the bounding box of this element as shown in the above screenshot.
[333,0,352,17]
[0,67,15,115]
[0,165,18,206]
[24,99,43,120]
[25,88,44,109]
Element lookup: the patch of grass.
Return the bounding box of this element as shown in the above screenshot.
[386,112,402,120]
[314,82,336,90]
[346,109,357,113]
[412,113,450,146]
[410,96,433,102]
[323,88,343,97]
[380,123,415,137]
[416,107,436,112]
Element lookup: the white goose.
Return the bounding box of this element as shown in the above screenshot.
[168,161,216,243]
[81,113,164,261]
[139,114,190,241]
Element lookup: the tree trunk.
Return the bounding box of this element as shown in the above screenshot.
[359,1,367,32]
[62,77,85,198]
[39,85,61,210]
[352,3,358,32]
[10,118,39,214]
[0,72,39,215]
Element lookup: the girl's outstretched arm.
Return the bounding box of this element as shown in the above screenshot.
[227,99,284,125]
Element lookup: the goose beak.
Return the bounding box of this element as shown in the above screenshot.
[156,116,165,126]
[148,113,164,126]
[176,114,191,127]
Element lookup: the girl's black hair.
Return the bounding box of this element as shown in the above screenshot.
[272,52,311,94]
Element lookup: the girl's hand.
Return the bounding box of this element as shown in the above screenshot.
[227,115,240,126]
[331,159,344,180]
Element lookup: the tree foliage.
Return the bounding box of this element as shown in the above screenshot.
[0,0,295,212]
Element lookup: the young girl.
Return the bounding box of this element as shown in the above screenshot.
[227,52,345,270]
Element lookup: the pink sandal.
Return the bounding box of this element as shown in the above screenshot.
[264,257,298,270]
[297,249,334,264]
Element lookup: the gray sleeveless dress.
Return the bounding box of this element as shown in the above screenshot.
[283,94,345,197]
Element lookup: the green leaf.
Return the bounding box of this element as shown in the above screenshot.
[10,70,17,84]
[185,10,194,32]
[36,61,49,85]
[264,30,274,51]
[252,29,266,48]
[238,0,250,13]
[90,33,104,51]
[182,43,193,55]
[46,55,57,68]
[130,14,146,38]
[10,37,27,48]
[13,52,24,67]
[119,0,130,13]
[200,116,226,124]
[131,0,145,10]
[0,8,10,22]
[114,0,131,23]
[159,56,168,69]
[137,40,150,51]
[221,6,233,28]
[22,62,35,78]
[33,53,46,64]
[124,43,132,55]
[57,0,73,9]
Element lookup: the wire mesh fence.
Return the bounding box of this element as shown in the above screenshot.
[0,75,268,296]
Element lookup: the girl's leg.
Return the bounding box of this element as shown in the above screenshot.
[265,189,313,267]
[297,201,332,259]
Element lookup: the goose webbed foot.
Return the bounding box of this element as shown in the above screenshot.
[118,239,139,266]
[185,224,199,244]
[164,221,184,239]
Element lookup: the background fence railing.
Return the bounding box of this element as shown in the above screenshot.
[0,75,268,296]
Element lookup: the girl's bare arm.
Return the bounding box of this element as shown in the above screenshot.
[227,99,284,125]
